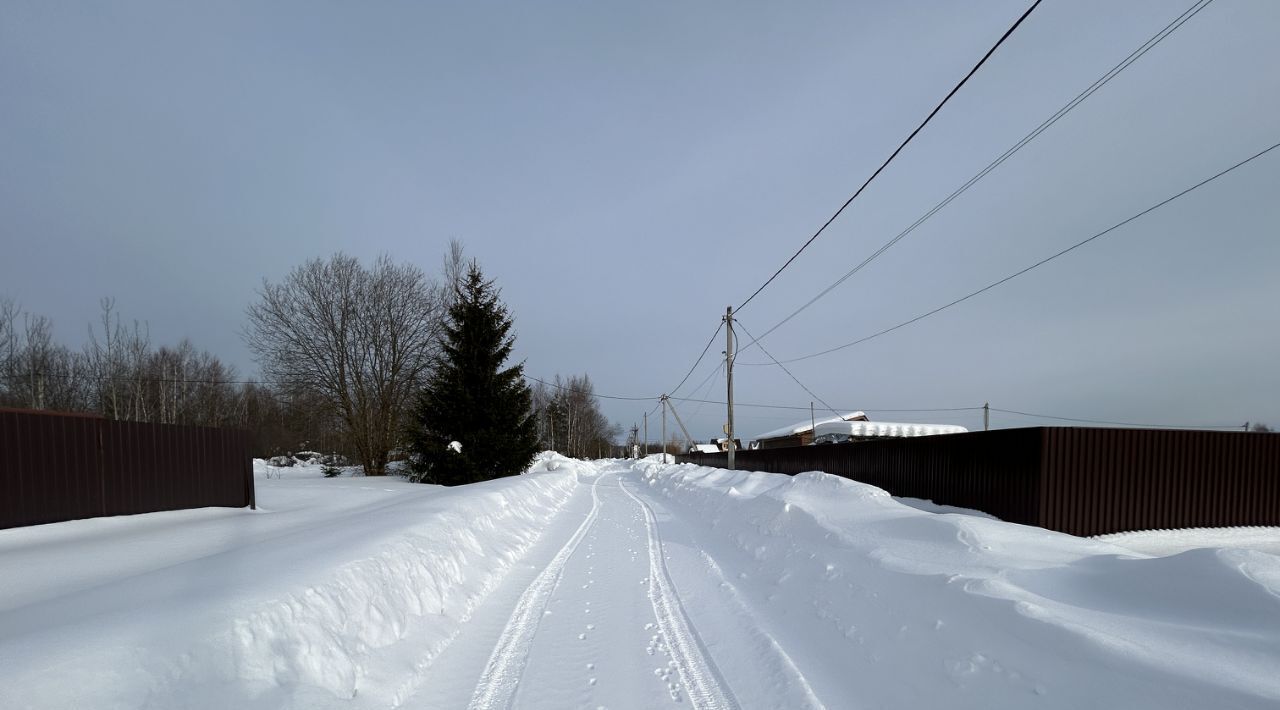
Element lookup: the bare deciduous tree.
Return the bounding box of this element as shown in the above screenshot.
[532,374,621,459]
[0,300,92,412]
[0,298,20,397]
[244,253,444,475]
[1,298,243,421]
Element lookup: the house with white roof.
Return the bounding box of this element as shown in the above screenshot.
[750,411,966,449]
[811,419,967,443]
[751,411,869,449]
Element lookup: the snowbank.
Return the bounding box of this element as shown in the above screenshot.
[634,460,1280,708]
[1098,526,1280,557]
[0,452,592,709]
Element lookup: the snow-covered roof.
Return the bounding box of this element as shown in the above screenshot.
[753,412,867,442]
[813,420,967,439]
[690,444,721,453]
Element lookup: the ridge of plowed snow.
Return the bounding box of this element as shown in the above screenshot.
[635,460,1280,708]
[0,453,588,709]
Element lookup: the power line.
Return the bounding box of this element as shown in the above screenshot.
[680,361,726,431]
[646,398,663,418]
[736,0,1043,313]
[14,365,1237,432]
[683,359,724,413]
[734,319,841,417]
[751,140,1280,366]
[522,374,657,402]
[991,407,1242,430]
[6,369,666,405]
[665,395,981,414]
[736,0,1215,356]
[656,395,1238,431]
[638,321,727,419]
[1,370,284,387]
[667,322,724,398]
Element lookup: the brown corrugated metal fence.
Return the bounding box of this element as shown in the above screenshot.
[678,427,1280,536]
[0,408,254,530]
[1036,427,1280,536]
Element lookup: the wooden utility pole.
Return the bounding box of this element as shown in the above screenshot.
[643,411,648,457]
[724,307,736,471]
[984,402,990,431]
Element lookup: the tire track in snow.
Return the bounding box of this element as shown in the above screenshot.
[466,472,603,710]
[695,548,828,710]
[619,473,740,710]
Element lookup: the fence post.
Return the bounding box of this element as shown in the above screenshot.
[247,431,256,510]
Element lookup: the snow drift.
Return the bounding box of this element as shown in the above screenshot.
[635,459,1280,709]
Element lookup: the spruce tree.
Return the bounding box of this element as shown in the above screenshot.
[408,262,539,485]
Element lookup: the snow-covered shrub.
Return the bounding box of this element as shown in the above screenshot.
[322,464,342,478]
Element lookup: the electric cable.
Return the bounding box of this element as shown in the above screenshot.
[752,140,1280,365]
[736,0,1043,312]
[991,407,1243,429]
[733,319,841,417]
[667,321,724,398]
[735,0,1215,357]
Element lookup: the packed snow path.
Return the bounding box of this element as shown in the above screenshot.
[410,463,819,709]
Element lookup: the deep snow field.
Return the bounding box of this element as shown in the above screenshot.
[1,454,1278,709]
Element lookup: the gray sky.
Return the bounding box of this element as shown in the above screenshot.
[3,0,1278,441]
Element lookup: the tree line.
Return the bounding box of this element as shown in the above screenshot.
[3,243,623,481]
[0,296,352,456]
[529,374,621,459]
[1,297,245,427]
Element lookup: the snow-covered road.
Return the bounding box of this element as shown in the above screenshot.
[409,463,818,709]
[398,457,1280,710]
[2,453,1279,709]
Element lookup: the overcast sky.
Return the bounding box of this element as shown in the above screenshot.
[3,0,1278,441]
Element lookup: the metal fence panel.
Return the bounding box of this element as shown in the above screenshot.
[679,429,1044,526]
[678,427,1280,536]
[0,408,254,530]
[1039,428,1280,536]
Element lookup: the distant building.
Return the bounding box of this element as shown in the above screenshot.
[811,420,966,443]
[751,412,870,449]
[750,411,966,449]
[712,437,742,452]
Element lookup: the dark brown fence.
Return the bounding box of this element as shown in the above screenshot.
[677,427,1280,536]
[0,408,254,530]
